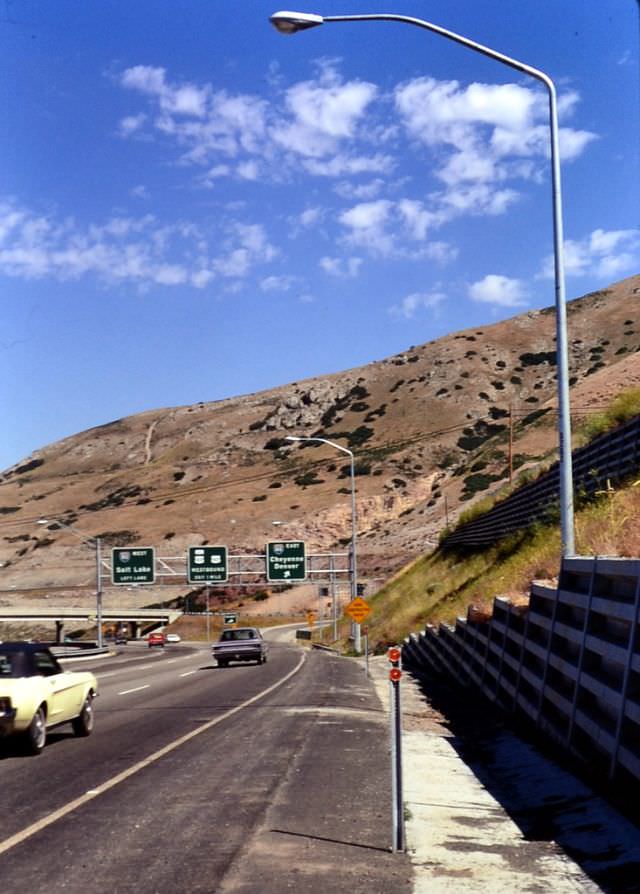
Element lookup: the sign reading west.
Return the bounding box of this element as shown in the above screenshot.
[111,547,155,585]
[187,546,228,583]
[266,540,306,582]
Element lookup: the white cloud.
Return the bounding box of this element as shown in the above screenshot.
[338,198,456,261]
[299,207,322,228]
[333,179,386,201]
[302,153,392,178]
[438,183,519,218]
[130,184,150,199]
[0,199,277,289]
[339,200,394,255]
[119,65,267,165]
[469,275,528,308]
[237,160,260,181]
[394,76,596,226]
[260,274,296,292]
[389,290,446,320]
[558,127,598,161]
[271,67,377,159]
[118,113,147,138]
[120,65,209,118]
[540,227,640,280]
[397,199,436,241]
[319,256,362,277]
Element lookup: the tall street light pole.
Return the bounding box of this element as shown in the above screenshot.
[285,435,361,651]
[271,10,575,558]
[37,518,105,649]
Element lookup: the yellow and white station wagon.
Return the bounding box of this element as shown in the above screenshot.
[0,642,98,755]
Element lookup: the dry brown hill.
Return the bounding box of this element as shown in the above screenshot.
[2,273,640,596]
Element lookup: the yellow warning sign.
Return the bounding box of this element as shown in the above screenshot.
[345,596,371,623]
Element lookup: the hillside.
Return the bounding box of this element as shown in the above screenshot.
[1,273,640,597]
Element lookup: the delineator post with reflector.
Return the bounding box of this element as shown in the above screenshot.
[388,646,405,852]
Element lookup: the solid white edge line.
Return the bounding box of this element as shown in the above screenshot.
[0,653,306,857]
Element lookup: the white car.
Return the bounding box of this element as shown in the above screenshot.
[165,633,181,643]
[0,642,98,755]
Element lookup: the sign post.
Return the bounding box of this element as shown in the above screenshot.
[111,548,155,585]
[187,546,228,583]
[266,541,306,582]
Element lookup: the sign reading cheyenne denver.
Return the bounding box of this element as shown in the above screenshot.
[111,547,155,585]
[266,540,306,582]
[187,546,228,583]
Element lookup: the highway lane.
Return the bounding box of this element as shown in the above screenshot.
[0,639,302,841]
[0,639,410,892]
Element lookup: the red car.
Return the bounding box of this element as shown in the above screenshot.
[147,632,165,648]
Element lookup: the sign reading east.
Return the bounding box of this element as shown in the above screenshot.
[111,547,155,585]
[187,546,228,583]
[266,540,306,582]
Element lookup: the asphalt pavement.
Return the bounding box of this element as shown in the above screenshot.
[4,635,640,892]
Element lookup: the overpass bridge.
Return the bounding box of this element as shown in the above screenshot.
[0,606,181,641]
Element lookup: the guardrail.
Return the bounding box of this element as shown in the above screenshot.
[442,414,640,548]
[402,556,640,788]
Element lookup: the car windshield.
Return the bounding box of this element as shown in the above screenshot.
[220,629,257,641]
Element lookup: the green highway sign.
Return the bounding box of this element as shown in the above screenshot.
[111,547,155,585]
[266,540,306,582]
[187,546,228,583]
[223,614,237,625]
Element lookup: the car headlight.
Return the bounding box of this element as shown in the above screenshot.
[0,697,13,716]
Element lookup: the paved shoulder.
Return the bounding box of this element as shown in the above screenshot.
[369,656,640,893]
[219,649,413,894]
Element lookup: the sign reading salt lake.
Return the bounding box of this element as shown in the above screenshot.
[111,547,155,585]
[266,541,306,581]
[188,546,228,583]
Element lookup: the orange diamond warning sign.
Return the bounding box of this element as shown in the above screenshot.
[345,596,371,623]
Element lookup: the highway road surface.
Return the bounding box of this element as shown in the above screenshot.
[0,634,411,893]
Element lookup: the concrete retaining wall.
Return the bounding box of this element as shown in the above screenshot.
[402,556,640,787]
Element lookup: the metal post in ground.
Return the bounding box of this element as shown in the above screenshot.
[330,553,337,641]
[364,625,369,678]
[388,646,405,853]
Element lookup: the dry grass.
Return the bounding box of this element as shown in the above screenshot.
[362,475,640,651]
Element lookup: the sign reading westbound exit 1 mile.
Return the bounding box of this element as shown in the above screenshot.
[111,547,155,585]
[187,546,228,583]
[266,541,306,582]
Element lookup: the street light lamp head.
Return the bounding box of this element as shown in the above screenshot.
[270,11,324,34]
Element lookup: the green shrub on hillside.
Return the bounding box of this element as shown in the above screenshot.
[577,388,640,443]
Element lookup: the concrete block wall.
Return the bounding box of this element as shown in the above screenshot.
[402,556,640,787]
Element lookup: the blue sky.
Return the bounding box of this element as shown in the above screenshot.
[1,0,638,471]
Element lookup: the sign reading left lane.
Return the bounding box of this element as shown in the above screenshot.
[111,547,156,584]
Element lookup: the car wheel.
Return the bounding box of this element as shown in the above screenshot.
[24,705,47,755]
[72,693,94,737]
[217,659,228,668]
[262,653,267,664]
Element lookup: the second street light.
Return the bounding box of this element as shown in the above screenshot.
[37,518,105,649]
[271,9,575,558]
[285,435,361,652]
